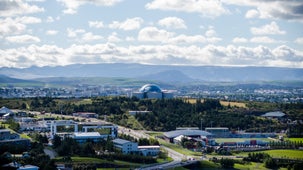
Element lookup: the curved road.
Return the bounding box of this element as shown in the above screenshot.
[32,112,197,169]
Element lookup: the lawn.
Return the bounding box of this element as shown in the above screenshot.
[215,138,271,143]
[168,160,221,170]
[184,98,247,108]
[126,115,145,130]
[286,138,303,143]
[238,149,303,159]
[74,99,93,105]
[158,138,202,157]
[54,156,143,168]
[263,150,303,159]
[146,131,164,137]
[220,101,247,108]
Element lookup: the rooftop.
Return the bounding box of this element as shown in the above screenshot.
[73,132,101,137]
[139,84,162,93]
[261,111,285,117]
[138,145,160,149]
[164,129,212,138]
[113,138,132,145]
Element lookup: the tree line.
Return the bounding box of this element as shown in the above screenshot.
[1,97,302,134]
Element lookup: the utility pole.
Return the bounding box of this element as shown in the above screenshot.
[200,118,203,130]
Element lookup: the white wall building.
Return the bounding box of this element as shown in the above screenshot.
[73,132,103,143]
[113,138,138,154]
[138,146,160,156]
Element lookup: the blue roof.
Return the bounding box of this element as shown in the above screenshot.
[164,129,212,138]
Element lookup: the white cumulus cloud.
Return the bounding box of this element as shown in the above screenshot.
[158,17,187,29]
[0,16,41,36]
[146,0,229,18]
[232,37,248,43]
[295,37,303,44]
[109,17,143,31]
[6,34,40,43]
[1,43,303,68]
[0,18,26,36]
[0,0,44,17]
[46,30,58,35]
[250,36,278,44]
[89,21,104,29]
[223,0,303,21]
[251,22,286,35]
[107,32,121,43]
[138,27,174,42]
[82,32,103,42]
[168,34,206,44]
[58,0,122,14]
[245,9,259,18]
[66,28,102,42]
[67,28,85,38]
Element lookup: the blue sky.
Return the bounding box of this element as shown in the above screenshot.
[0,0,302,68]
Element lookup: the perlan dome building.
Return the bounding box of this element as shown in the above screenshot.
[132,84,173,99]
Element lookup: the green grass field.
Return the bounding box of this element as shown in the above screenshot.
[158,138,202,157]
[146,131,164,137]
[54,156,143,168]
[215,138,271,143]
[287,138,303,143]
[234,162,268,170]
[238,149,303,159]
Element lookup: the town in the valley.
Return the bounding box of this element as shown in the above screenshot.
[1,84,302,170]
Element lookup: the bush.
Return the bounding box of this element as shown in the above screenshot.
[220,158,234,169]
[264,157,277,169]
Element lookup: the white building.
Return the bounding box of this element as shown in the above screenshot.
[113,138,138,154]
[138,145,160,156]
[73,132,103,143]
[113,138,161,156]
[17,165,39,170]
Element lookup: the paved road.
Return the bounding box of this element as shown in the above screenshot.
[32,112,196,169]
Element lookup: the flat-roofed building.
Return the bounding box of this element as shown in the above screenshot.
[138,145,160,156]
[73,132,103,143]
[163,129,212,143]
[113,138,138,154]
[0,129,19,140]
[0,129,30,149]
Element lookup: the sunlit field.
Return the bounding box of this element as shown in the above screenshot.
[184,98,246,108]
[239,149,303,159]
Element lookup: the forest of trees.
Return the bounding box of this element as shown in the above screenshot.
[1,97,302,133]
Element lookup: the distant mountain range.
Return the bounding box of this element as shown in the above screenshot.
[0,75,40,84]
[0,63,302,85]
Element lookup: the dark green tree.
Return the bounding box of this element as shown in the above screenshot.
[220,158,234,169]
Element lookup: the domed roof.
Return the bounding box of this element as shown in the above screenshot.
[139,84,162,93]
